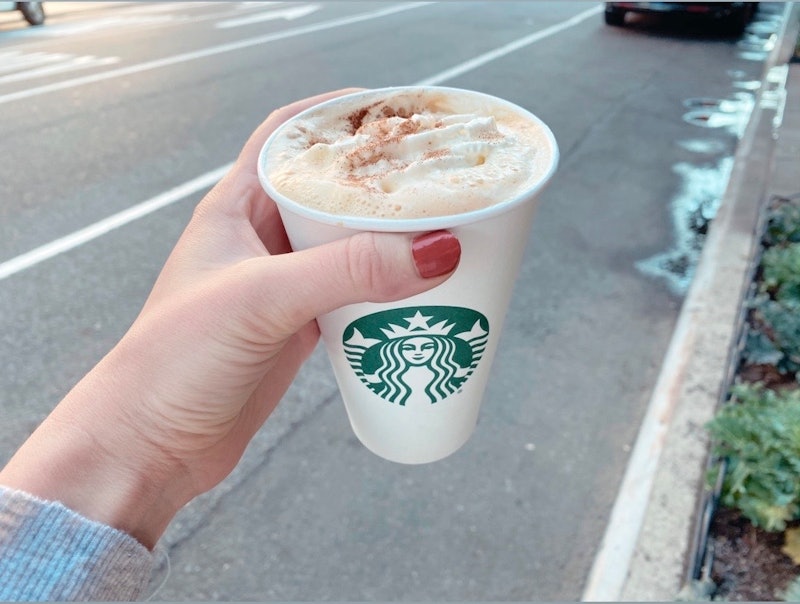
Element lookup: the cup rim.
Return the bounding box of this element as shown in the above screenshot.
[257,86,560,232]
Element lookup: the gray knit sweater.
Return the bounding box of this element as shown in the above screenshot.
[0,486,154,601]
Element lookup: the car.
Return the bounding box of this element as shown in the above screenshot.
[0,1,45,26]
[604,2,757,33]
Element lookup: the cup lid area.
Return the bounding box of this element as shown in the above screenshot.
[257,86,559,232]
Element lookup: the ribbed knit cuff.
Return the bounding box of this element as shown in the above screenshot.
[0,486,154,601]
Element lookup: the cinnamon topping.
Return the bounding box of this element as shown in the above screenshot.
[264,88,551,219]
[346,101,381,134]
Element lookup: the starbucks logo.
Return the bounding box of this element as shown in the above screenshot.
[343,306,489,406]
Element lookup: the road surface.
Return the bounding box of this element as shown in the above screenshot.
[0,2,785,599]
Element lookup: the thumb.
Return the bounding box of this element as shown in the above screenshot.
[251,230,461,336]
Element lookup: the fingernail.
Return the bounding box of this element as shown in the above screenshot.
[412,230,461,278]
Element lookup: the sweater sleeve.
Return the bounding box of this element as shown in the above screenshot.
[0,486,155,601]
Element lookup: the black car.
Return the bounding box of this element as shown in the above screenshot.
[604,2,757,33]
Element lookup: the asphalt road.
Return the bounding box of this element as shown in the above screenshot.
[0,2,786,600]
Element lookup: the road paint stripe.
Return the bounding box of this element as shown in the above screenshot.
[0,5,598,280]
[0,164,232,282]
[216,4,321,29]
[415,5,603,86]
[0,51,69,74]
[0,3,432,106]
[0,3,257,48]
[0,55,120,85]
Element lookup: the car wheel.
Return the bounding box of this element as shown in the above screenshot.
[18,2,45,26]
[604,7,626,27]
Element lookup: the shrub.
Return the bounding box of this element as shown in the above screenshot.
[763,194,800,247]
[761,243,800,302]
[707,382,800,532]
[741,212,800,379]
[745,294,800,377]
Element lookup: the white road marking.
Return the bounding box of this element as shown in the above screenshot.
[0,14,183,40]
[234,2,288,10]
[0,51,69,74]
[216,4,321,29]
[0,165,232,282]
[0,3,432,106]
[120,2,211,15]
[0,3,264,47]
[415,5,603,86]
[0,54,120,85]
[0,5,597,280]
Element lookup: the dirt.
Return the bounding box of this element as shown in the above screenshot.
[737,362,799,391]
[704,359,800,601]
[707,353,800,600]
[709,507,800,601]
[702,193,800,600]
[702,312,800,600]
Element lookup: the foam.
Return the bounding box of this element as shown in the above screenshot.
[264,89,553,219]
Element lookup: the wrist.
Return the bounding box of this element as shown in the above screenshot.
[0,354,189,549]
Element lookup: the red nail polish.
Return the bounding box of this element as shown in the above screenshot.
[412,230,461,278]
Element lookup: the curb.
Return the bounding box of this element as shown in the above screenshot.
[581,3,799,601]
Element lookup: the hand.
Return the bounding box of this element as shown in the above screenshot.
[0,89,460,548]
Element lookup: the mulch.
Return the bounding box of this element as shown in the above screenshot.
[709,506,800,601]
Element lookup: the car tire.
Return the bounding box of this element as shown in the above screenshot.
[18,2,45,26]
[604,8,626,27]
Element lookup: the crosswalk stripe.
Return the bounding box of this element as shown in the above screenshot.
[0,55,120,85]
[0,51,70,74]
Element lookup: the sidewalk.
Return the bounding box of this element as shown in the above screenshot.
[583,3,800,600]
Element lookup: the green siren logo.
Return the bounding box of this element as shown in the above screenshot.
[343,306,489,406]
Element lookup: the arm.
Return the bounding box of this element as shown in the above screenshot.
[0,89,460,600]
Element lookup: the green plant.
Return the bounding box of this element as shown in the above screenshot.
[782,575,800,602]
[707,383,800,532]
[763,195,800,246]
[742,238,800,378]
[744,295,800,377]
[761,243,800,302]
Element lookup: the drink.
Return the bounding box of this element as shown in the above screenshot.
[258,87,558,464]
[264,88,554,220]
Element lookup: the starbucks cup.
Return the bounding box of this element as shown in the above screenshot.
[258,87,558,464]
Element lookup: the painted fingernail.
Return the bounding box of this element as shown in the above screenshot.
[412,230,461,278]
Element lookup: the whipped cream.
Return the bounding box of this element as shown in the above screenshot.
[264,89,553,219]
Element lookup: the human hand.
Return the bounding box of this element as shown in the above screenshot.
[0,89,461,548]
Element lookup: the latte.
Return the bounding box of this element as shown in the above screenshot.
[263,88,554,219]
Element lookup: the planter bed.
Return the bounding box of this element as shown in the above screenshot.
[689,192,800,601]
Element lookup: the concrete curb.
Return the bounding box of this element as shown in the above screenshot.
[581,3,800,601]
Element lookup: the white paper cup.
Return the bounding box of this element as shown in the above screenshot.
[258,86,558,464]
